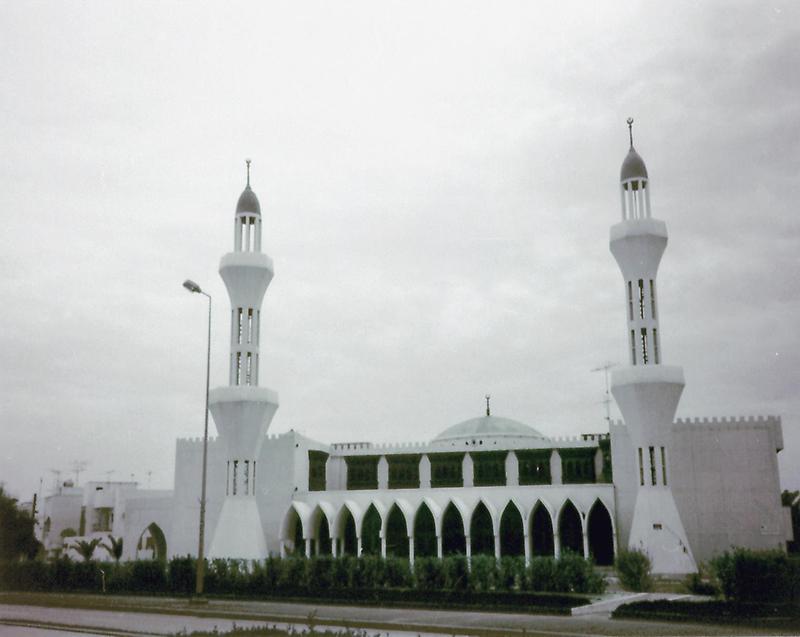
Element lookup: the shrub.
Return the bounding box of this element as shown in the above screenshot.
[305,555,333,592]
[130,560,167,592]
[497,556,525,591]
[615,549,653,592]
[711,548,800,603]
[527,556,558,591]
[469,555,497,591]
[382,557,411,588]
[168,555,196,594]
[412,556,444,591]
[555,552,605,594]
[442,555,469,591]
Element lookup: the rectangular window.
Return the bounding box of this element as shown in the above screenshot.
[638,279,645,319]
[650,279,656,319]
[233,461,238,495]
[244,461,250,495]
[236,352,242,385]
[648,446,656,485]
[308,451,329,491]
[660,447,667,485]
[627,281,634,321]
[246,352,252,385]
[641,328,649,364]
[387,454,422,489]
[638,448,644,486]
[630,330,637,365]
[247,309,253,344]
[226,461,230,496]
[252,461,256,494]
[653,328,660,364]
[237,308,243,344]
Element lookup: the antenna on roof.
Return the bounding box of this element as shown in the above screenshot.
[245,158,251,187]
[591,363,617,425]
[485,394,491,417]
[627,117,634,148]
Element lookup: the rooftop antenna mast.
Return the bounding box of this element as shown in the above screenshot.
[590,363,617,425]
[71,461,88,487]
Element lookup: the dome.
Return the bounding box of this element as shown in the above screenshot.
[620,147,648,182]
[236,185,261,215]
[432,415,547,443]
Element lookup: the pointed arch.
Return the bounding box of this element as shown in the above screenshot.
[558,499,583,555]
[361,503,382,556]
[414,502,437,558]
[136,522,167,562]
[470,501,495,556]
[385,504,409,558]
[280,501,312,541]
[442,501,466,555]
[499,501,524,557]
[529,500,554,557]
[333,503,358,556]
[587,499,614,565]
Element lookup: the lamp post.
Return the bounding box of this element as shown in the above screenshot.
[182,278,211,597]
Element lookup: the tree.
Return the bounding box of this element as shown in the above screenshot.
[101,535,124,562]
[73,538,101,562]
[0,485,41,561]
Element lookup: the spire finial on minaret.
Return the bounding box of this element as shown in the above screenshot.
[627,117,634,148]
[245,158,251,187]
[485,394,491,417]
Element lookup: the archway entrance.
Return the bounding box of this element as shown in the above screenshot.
[317,513,332,555]
[587,500,614,565]
[361,504,381,556]
[530,503,554,556]
[337,508,358,556]
[470,502,494,556]
[385,505,408,558]
[414,503,437,557]
[499,502,524,556]
[442,503,466,555]
[559,501,583,556]
[136,522,167,561]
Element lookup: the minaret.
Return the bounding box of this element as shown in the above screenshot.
[609,120,696,574]
[207,161,279,559]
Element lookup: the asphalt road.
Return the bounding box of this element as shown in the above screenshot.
[0,593,796,637]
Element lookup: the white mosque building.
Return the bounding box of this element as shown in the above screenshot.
[39,126,792,574]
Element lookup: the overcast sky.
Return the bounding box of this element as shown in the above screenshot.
[1,1,798,500]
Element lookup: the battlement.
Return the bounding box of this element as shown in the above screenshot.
[176,436,219,447]
[673,415,779,427]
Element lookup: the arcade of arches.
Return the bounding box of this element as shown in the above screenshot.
[281,498,615,565]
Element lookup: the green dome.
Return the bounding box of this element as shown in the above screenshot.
[433,415,547,443]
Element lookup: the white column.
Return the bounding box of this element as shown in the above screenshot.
[582,525,590,560]
[380,536,387,558]
[436,535,443,559]
[279,540,286,558]
[554,533,561,559]
[465,536,472,566]
[357,536,362,557]
[494,533,501,560]
[332,537,338,558]
[305,538,312,558]
[408,537,414,567]
[523,533,531,566]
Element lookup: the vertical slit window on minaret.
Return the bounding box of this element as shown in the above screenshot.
[638,448,644,486]
[640,328,649,364]
[233,461,238,495]
[244,461,250,495]
[649,279,656,319]
[653,328,660,364]
[237,308,243,344]
[247,309,253,344]
[648,447,656,485]
[253,461,256,494]
[638,279,645,319]
[236,352,242,385]
[630,330,637,365]
[246,352,252,385]
[627,281,633,320]
[226,461,230,496]
[661,447,667,485]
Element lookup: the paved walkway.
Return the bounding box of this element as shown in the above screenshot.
[0,592,796,637]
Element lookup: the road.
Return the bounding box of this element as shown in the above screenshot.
[0,593,796,637]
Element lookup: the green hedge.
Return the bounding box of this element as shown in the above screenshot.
[0,553,604,600]
[711,548,800,604]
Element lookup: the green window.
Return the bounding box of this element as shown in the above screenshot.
[308,450,329,491]
[559,447,597,484]
[429,453,464,488]
[471,451,507,487]
[345,455,380,490]
[517,449,552,485]
[387,454,421,489]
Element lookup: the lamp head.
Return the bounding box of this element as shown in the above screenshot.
[183,279,202,294]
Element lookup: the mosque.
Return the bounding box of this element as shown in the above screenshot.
[38,125,791,574]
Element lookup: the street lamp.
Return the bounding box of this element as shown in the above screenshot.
[182,278,211,597]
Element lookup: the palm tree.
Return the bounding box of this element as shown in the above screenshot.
[101,535,124,562]
[72,538,101,562]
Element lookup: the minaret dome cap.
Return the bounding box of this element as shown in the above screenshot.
[236,185,261,215]
[620,147,649,182]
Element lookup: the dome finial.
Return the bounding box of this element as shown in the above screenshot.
[485,394,491,417]
[245,158,251,187]
[627,117,634,148]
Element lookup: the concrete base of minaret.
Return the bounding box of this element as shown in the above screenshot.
[208,497,267,560]
[628,488,697,574]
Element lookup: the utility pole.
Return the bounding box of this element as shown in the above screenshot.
[590,363,616,425]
